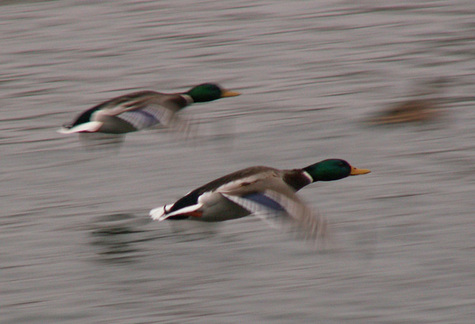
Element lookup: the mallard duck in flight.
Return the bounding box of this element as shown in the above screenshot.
[58,83,240,134]
[150,159,370,240]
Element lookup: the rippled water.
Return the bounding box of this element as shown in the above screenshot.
[1,1,475,323]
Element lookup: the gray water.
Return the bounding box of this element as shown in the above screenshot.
[1,1,475,323]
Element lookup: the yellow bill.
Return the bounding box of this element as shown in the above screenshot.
[350,166,371,175]
[221,89,241,97]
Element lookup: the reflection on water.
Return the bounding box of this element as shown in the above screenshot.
[78,133,125,151]
[89,213,223,264]
[2,0,475,323]
[89,213,150,263]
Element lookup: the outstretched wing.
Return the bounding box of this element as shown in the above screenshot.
[223,190,326,241]
[94,94,178,130]
[116,104,175,130]
[215,173,326,240]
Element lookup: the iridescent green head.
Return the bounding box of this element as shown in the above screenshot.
[303,159,370,182]
[185,83,241,103]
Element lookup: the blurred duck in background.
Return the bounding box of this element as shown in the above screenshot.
[366,78,447,125]
[58,83,241,135]
[150,159,370,241]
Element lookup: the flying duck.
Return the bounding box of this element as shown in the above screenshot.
[58,83,240,134]
[150,159,370,240]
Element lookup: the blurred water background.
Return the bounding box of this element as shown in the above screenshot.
[1,0,475,323]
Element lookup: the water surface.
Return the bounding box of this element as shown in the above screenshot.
[1,1,474,323]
